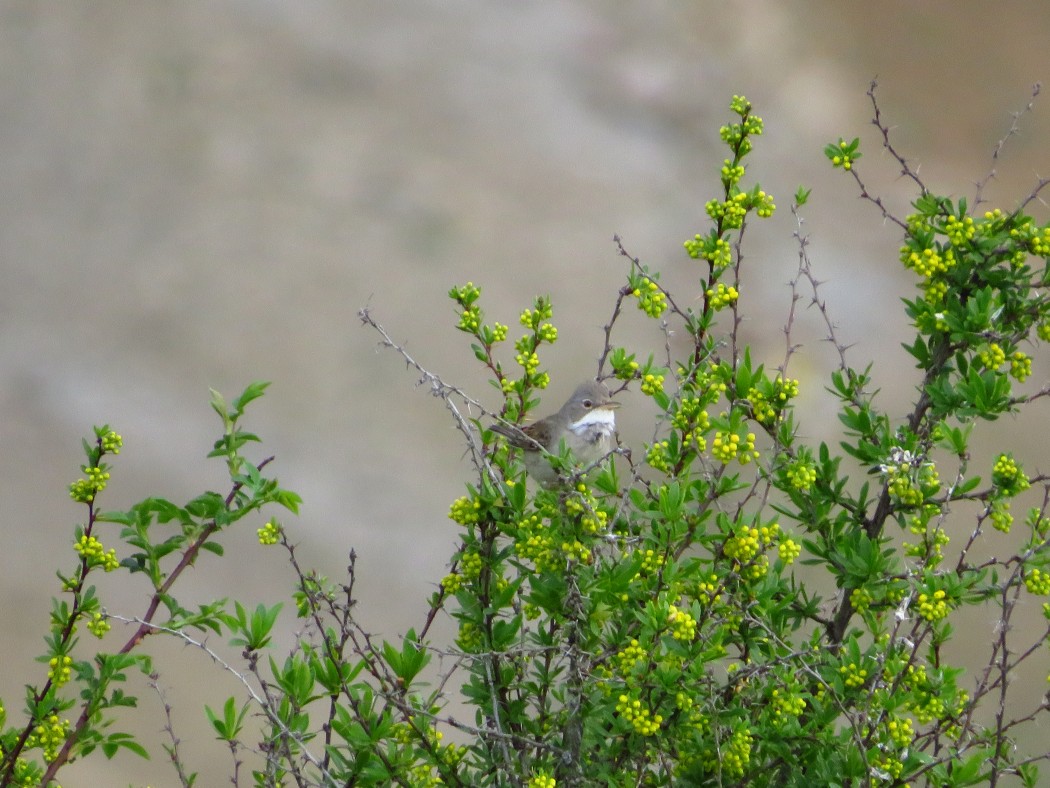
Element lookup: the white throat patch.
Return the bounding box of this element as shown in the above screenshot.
[569,408,616,435]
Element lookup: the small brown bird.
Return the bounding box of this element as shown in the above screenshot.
[490,380,619,484]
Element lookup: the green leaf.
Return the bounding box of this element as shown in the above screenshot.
[205,696,249,741]
[490,615,522,650]
[1018,762,1040,788]
[269,655,316,703]
[224,601,283,651]
[233,381,271,413]
[184,492,226,519]
[658,482,684,520]
[209,388,230,423]
[382,630,431,686]
[734,347,754,394]
[100,732,150,760]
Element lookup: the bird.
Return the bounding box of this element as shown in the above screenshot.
[489,380,619,485]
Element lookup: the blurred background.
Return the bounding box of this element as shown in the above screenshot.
[2,2,1049,784]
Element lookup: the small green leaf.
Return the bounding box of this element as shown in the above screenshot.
[205,696,249,741]
[233,381,271,413]
[100,732,150,760]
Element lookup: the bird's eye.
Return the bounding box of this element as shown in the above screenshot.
[582,399,594,408]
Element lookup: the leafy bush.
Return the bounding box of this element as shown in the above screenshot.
[3,85,1050,787]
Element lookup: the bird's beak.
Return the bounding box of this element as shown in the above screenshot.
[603,400,620,409]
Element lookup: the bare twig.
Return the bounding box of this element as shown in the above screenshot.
[147,675,197,788]
[359,306,504,491]
[975,83,1042,208]
[867,79,928,197]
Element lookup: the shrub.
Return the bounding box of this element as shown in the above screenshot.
[3,84,1050,787]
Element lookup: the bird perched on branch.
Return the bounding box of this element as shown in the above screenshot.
[490,380,619,485]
